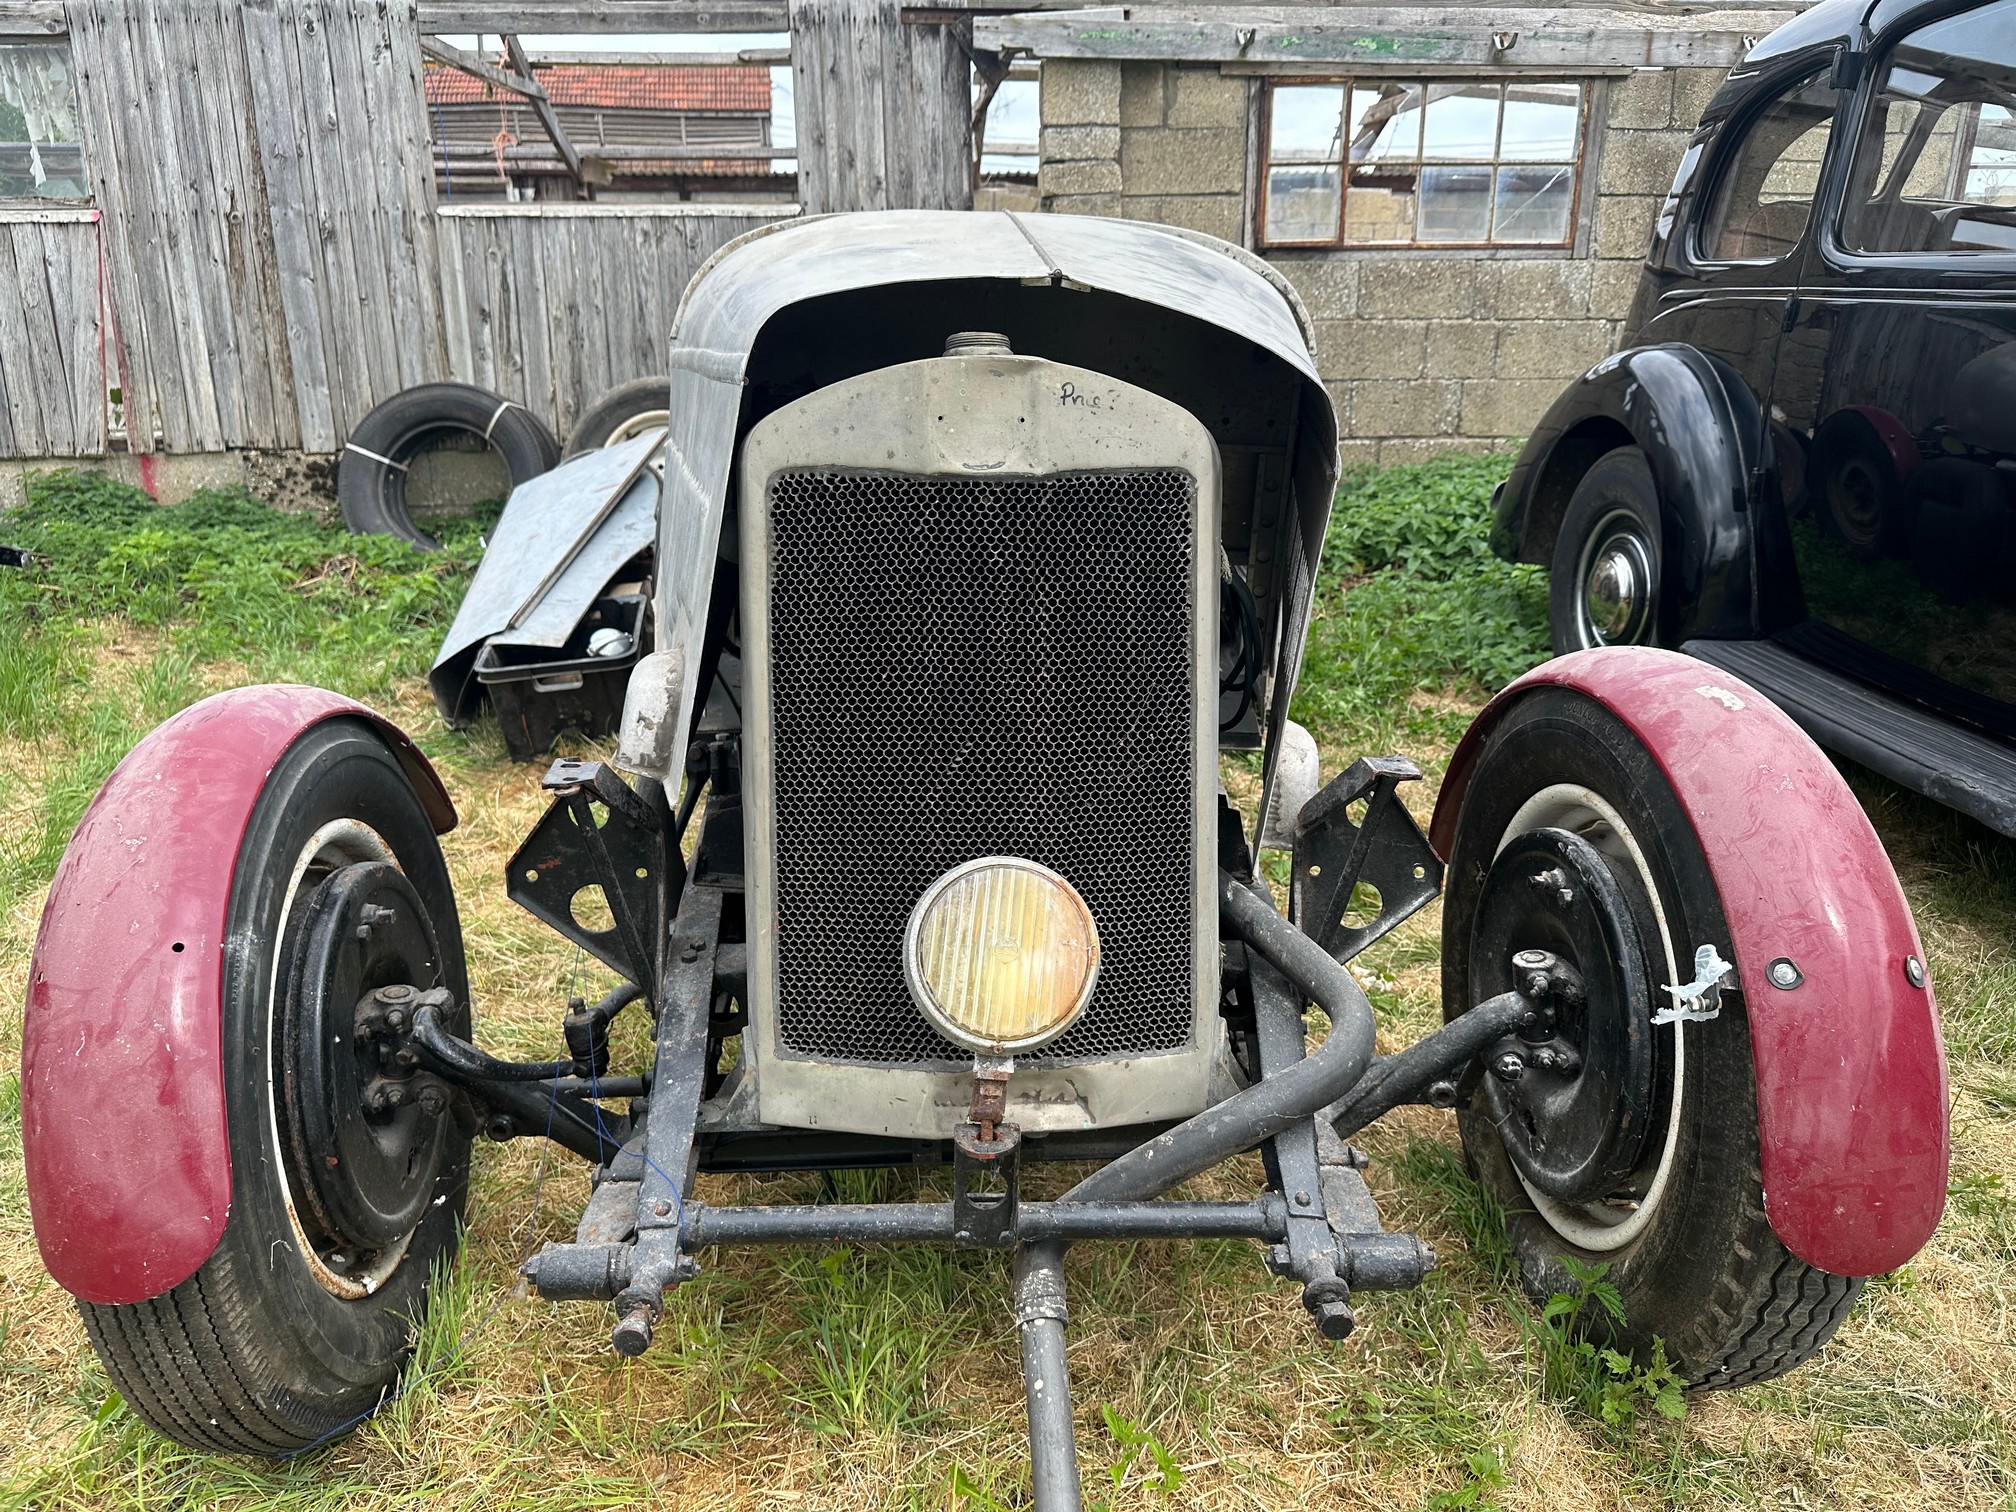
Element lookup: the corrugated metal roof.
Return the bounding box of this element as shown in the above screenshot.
[424,60,770,113]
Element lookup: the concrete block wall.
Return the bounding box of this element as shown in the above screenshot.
[1037,59,1725,463]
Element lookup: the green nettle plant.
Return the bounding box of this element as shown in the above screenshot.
[1529,1257,1688,1428]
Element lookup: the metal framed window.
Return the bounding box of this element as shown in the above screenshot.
[0,38,88,204]
[1258,78,1587,249]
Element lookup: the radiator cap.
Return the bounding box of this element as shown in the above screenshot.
[944,331,1013,357]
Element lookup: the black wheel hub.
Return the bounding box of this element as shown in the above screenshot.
[1467,827,1656,1204]
[280,861,452,1255]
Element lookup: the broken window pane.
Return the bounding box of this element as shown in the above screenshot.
[1493,163,1576,241]
[0,41,87,201]
[1343,162,1419,243]
[1349,83,1422,163]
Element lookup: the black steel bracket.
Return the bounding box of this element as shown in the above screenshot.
[507,759,670,1001]
[952,1123,1022,1250]
[1291,756,1444,964]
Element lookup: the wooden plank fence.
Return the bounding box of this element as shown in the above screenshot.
[0,212,103,456]
[2,0,795,460]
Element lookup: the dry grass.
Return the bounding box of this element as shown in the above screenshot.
[2,524,2014,1509]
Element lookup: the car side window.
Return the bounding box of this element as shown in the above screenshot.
[1841,4,2016,255]
[1699,73,1839,262]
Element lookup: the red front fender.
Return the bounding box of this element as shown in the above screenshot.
[21,686,454,1305]
[1432,648,1948,1277]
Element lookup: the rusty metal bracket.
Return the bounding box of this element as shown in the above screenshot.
[1291,756,1444,964]
[952,1120,1021,1250]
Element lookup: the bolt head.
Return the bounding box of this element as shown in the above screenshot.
[1313,1299,1356,1341]
[1904,955,1926,989]
[1490,1051,1526,1083]
[1768,957,1803,990]
[1294,1189,1312,1208]
[653,1199,672,1217]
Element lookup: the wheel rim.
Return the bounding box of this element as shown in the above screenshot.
[603,410,670,447]
[1493,784,1686,1252]
[1573,509,1656,649]
[265,819,417,1299]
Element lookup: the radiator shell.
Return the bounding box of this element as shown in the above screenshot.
[738,352,1221,1139]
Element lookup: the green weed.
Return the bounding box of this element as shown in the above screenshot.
[1294,454,1544,752]
[1527,1257,1686,1428]
[1094,1402,1185,1503]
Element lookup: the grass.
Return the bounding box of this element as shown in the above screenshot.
[1,457,2013,1509]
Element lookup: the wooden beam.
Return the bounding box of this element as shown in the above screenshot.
[0,3,65,36]
[416,2,791,31]
[515,47,791,64]
[975,7,1785,69]
[437,142,798,160]
[419,34,550,97]
[503,33,585,184]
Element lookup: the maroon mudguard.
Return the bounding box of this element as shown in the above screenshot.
[22,686,454,1305]
[1432,647,1948,1277]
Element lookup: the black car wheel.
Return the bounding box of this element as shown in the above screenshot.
[1549,448,1663,655]
[1441,688,1861,1387]
[76,719,470,1454]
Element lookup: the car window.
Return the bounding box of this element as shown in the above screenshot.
[1841,4,2016,255]
[1699,73,1838,262]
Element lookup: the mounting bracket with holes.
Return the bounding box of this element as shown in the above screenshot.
[506,759,676,1003]
[1291,756,1444,964]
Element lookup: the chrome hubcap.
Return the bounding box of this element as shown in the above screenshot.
[1577,512,1655,647]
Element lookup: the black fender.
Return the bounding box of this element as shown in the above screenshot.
[1490,343,1764,643]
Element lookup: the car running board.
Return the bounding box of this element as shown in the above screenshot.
[1682,637,2016,837]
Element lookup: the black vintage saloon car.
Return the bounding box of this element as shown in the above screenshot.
[1492,0,2016,835]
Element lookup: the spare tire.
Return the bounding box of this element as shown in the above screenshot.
[564,376,671,457]
[338,383,561,549]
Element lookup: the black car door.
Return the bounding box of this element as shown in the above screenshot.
[1774,0,2016,732]
[1637,62,1844,483]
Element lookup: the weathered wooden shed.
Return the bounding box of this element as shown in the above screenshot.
[0,0,977,492]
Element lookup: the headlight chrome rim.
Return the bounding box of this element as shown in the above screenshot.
[902,856,1102,1056]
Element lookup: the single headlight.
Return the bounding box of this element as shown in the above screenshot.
[903,857,1101,1056]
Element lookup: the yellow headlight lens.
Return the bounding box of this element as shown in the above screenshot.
[903,857,1101,1055]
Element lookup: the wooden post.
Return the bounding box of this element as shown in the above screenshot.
[503,33,587,190]
[788,0,972,213]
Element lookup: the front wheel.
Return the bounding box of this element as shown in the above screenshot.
[1548,447,1663,656]
[77,719,471,1453]
[1441,687,1861,1388]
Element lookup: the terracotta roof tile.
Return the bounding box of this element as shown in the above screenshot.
[425,60,770,113]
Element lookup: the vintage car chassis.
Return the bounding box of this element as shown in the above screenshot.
[382,745,1552,1496]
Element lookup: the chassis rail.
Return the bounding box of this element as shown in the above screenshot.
[414,756,1541,1511]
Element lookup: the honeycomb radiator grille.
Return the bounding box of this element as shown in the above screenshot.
[764,467,1199,1065]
